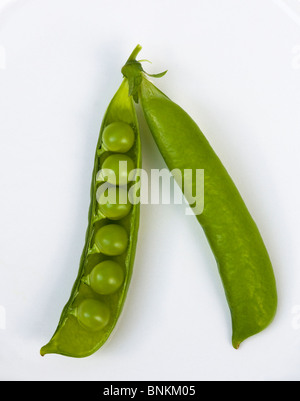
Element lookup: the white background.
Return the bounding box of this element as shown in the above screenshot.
[0,0,300,382]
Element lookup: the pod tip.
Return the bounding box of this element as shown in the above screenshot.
[232,338,242,350]
[40,341,57,357]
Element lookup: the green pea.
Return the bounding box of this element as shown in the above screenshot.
[89,261,125,295]
[76,299,110,332]
[102,122,135,153]
[98,187,132,220]
[101,154,135,186]
[95,224,128,256]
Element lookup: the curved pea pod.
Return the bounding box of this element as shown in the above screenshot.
[41,79,141,358]
[122,46,277,349]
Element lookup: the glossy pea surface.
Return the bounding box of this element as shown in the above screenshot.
[89,261,125,295]
[77,299,110,331]
[98,187,132,220]
[95,224,128,256]
[101,154,135,186]
[102,122,135,153]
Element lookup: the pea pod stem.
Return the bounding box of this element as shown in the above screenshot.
[127,44,143,62]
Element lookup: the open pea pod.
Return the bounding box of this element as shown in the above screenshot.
[122,45,277,349]
[41,79,141,358]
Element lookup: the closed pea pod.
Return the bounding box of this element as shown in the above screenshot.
[122,45,277,349]
[40,79,141,358]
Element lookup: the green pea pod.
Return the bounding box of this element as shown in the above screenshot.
[122,45,277,349]
[41,79,141,358]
